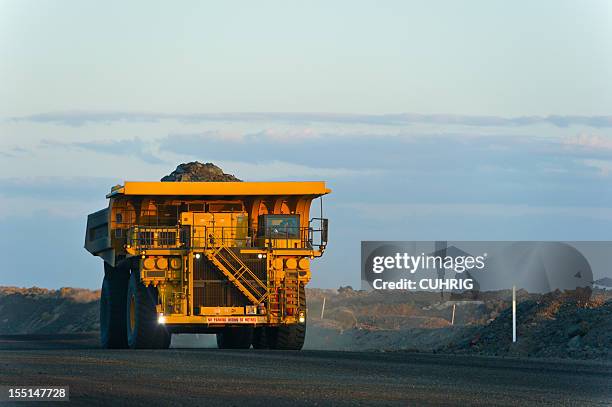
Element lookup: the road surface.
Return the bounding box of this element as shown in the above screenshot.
[0,334,610,406]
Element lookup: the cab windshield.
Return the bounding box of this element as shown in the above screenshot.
[259,215,300,239]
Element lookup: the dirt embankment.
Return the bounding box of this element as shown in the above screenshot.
[305,287,612,360]
[444,289,612,360]
[0,287,99,334]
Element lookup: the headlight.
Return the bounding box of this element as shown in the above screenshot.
[298,311,305,324]
[143,257,156,269]
[156,257,168,270]
[158,313,166,324]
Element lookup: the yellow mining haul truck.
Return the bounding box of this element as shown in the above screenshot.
[85,181,330,349]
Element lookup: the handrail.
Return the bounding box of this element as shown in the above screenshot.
[126,219,328,251]
[206,245,268,304]
[218,246,267,293]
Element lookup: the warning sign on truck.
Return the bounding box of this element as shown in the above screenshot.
[204,316,264,324]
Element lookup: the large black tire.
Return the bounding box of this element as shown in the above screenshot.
[216,327,253,349]
[266,323,306,350]
[251,327,268,349]
[126,270,171,349]
[266,284,306,350]
[100,263,129,349]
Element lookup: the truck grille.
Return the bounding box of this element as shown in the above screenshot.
[193,251,267,311]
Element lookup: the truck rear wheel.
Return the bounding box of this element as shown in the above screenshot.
[126,270,170,349]
[216,327,253,349]
[266,284,307,350]
[100,263,129,349]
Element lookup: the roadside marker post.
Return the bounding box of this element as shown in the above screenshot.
[512,285,516,343]
[321,297,326,320]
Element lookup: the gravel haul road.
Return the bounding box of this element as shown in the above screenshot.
[0,334,610,406]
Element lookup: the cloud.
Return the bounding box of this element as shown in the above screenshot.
[42,137,165,164]
[35,128,612,186]
[341,202,612,222]
[33,132,386,180]
[0,176,117,219]
[10,111,612,128]
[0,146,29,158]
[216,160,384,180]
[565,134,612,151]
[0,195,100,220]
[156,131,464,171]
[582,159,612,177]
[0,176,119,200]
[244,128,321,142]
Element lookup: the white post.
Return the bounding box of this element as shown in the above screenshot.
[451,303,456,326]
[320,297,326,320]
[512,285,517,343]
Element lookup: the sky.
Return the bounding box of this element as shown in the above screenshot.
[1,1,612,289]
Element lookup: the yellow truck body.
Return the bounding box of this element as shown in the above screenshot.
[85,181,330,349]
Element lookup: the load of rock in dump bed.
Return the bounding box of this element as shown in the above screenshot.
[161,162,242,182]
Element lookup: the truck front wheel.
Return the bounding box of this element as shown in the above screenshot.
[126,270,170,349]
[100,263,129,349]
[266,284,307,350]
[265,323,306,350]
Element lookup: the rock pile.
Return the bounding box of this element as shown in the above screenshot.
[445,288,612,359]
[306,287,612,360]
[161,162,241,182]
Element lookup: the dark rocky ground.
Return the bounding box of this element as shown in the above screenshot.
[1,336,610,406]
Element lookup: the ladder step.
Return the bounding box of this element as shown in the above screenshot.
[205,246,269,305]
